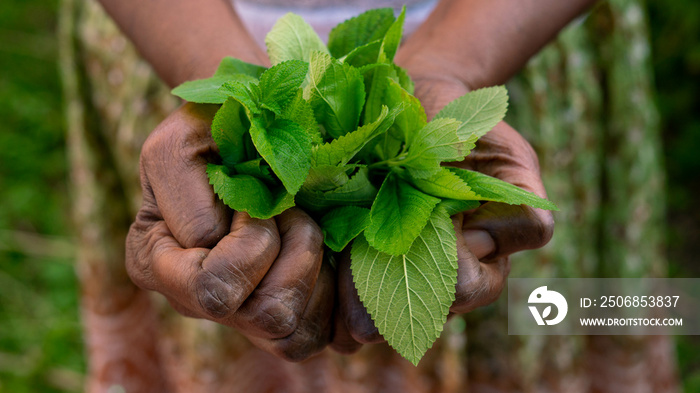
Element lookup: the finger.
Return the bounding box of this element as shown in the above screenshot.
[141,103,231,249]
[460,122,554,259]
[462,229,496,260]
[130,211,280,322]
[127,213,262,322]
[450,213,511,314]
[329,306,363,354]
[462,202,553,260]
[126,213,208,297]
[126,215,216,319]
[330,250,364,354]
[248,262,335,362]
[336,249,384,344]
[194,212,280,322]
[233,208,325,339]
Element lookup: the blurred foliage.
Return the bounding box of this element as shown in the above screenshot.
[648,0,700,389]
[648,0,700,276]
[0,0,84,391]
[0,0,697,391]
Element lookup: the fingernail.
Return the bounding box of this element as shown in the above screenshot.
[463,230,496,260]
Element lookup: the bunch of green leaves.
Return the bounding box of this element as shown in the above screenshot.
[172,7,557,365]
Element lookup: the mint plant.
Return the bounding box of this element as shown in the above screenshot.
[172,7,557,365]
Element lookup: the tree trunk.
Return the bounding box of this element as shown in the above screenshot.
[59,0,679,391]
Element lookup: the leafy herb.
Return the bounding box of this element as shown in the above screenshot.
[351,206,458,365]
[172,6,557,365]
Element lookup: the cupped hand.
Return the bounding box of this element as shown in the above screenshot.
[332,74,554,352]
[125,102,334,361]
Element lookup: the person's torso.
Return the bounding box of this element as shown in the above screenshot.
[233,0,438,47]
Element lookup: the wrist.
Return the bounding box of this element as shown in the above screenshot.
[395,49,485,92]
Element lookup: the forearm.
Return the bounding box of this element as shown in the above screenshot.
[98,0,266,87]
[396,0,597,88]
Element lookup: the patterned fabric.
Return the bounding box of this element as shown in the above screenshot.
[233,0,438,47]
[63,0,680,391]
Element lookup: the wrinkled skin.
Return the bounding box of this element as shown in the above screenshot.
[125,103,333,361]
[331,74,554,352]
[125,73,554,360]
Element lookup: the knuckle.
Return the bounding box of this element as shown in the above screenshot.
[528,209,554,248]
[252,295,299,338]
[350,327,382,344]
[246,224,281,259]
[271,327,327,362]
[452,259,509,313]
[295,215,324,246]
[195,271,240,319]
[124,221,155,290]
[346,313,381,344]
[454,269,488,310]
[140,126,172,164]
[180,208,230,249]
[279,209,323,247]
[294,214,323,245]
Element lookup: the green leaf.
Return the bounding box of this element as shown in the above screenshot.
[393,64,415,94]
[297,167,377,211]
[312,104,401,167]
[304,164,350,191]
[379,6,405,62]
[409,166,480,200]
[220,81,262,115]
[207,164,295,219]
[342,40,382,68]
[320,206,371,252]
[172,74,258,104]
[434,86,508,141]
[211,98,250,168]
[402,118,472,179]
[259,60,308,114]
[266,13,329,65]
[384,79,425,143]
[365,173,441,255]
[280,90,322,144]
[362,63,397,124]
[232,158,276,185]
[214,57,267,78]
[448,167,558,210]
[328,8,395,58]
[172,57,265,103]
[373,132,403,162]
[306,51,365,138]
[249,118,312,194]
[437,199,481,216]
[351,206,458,365]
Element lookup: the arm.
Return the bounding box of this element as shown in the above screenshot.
[397,0,597,89]
[392,0,597,259]
[98,1,333,360]
[97,0,267,86]
[333,0,597,351]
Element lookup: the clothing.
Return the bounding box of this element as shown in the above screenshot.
[233,0,438,48]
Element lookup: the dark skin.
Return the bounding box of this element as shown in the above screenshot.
[101,0,596,360]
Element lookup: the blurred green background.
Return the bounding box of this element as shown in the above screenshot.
[0,0,698,391]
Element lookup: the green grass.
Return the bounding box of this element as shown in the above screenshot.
[0,0,84,391]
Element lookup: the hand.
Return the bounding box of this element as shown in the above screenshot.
[331,74,554,352]
[125,103,334,361]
